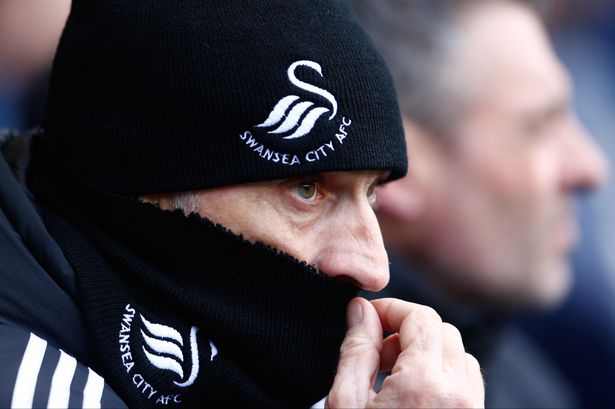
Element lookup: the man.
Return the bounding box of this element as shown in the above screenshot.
[354,0,607,407]
[0,0,484,407]
[524,6,615,407]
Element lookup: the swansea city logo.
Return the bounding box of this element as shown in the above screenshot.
[118,304,218,404]
[239,59,353,167]
[140,314,217,388]
[255,60,338,140]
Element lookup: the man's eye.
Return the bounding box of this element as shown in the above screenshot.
[294,183,317,200]
[367,184,375,198]
[367,184,378,206]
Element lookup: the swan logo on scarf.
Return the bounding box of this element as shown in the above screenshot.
[140,314,218,388]
[118,304,218,404]
[255,60,337,140]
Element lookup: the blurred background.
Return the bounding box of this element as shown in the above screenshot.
[0,0,613,407]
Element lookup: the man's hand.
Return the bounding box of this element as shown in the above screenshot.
[326,297,484,408]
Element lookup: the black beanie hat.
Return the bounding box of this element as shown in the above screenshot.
[42,0,407,195]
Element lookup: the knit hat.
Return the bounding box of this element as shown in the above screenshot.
[42,0,407,195]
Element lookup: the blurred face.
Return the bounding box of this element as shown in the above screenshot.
[149,171,390,292]
[378,1,608,309]
[0,0,70,83]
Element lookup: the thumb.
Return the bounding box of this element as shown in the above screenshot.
[326,297,382,409]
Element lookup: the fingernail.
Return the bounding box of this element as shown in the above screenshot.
[347,298,363,328]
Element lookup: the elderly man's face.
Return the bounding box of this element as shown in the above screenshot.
[151,170,390,292]
[378,2,607,309]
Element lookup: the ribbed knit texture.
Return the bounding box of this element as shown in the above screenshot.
[43,0,407,195]
[28,138,358,408]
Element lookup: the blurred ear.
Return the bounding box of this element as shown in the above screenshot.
[376,175,424,222]
[376,117,441,223]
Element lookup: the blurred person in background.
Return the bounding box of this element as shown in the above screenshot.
[0,0,70,130]
[354,0,608,407]
[518,1,615,407]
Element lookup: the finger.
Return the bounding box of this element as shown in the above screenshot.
[441,322,466,373]
[326,298,382,409]
[371,298,443,368]
[465,353,485,409]
[379,333,401,373]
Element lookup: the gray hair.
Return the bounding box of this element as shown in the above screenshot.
[171,191,200,216]
[353,0,549,135]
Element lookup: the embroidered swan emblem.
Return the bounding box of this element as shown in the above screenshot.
[256,60,338,140]
[140,314,218,388]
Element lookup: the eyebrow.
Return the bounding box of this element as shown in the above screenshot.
[523,97,569,128]
[543,99,569,120]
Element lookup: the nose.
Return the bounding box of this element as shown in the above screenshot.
[314,197,390,292]
[561,118,609,193]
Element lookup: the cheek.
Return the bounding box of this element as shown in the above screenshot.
[423,154,538,268]
[465,148,552,225]
[195,191,297,252]
[460,146,564,266]
[242,212,324,264]
[528,142,563,201]
[489,144,564,243]
[239,215,307,259]
[411,169,478,267]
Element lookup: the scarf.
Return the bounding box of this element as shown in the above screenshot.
[28,138,358,408]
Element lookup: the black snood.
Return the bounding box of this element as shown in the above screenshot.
[28,139,358,408]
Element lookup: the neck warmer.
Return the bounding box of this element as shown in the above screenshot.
[28,139,358,408]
